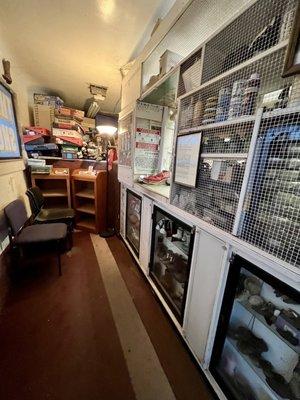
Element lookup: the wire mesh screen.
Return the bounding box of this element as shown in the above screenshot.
[171,122,253,231]
[118,113,133,167]
[178,48,202,98]
[200,122,254,155]
[179,46,294,132]
[202,0,297,84]
[240,113,300,268]
[142,0,251,90]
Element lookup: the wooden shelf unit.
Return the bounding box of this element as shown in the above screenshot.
[31,168,71,208]
[72,169,107,233]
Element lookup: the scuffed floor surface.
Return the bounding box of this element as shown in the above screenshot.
[0,232,213,400]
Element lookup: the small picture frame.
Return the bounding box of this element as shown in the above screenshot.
[174,132,202,188]
[0,81,22,160]
[282,4,300,77]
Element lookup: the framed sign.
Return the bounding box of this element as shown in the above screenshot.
[174,132,202,187]
[282,4,300,77]
[0,82,21,159]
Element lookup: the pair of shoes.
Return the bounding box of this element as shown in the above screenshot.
[252,301,276,325]
[142,170,170,185]
[229,326,268,355]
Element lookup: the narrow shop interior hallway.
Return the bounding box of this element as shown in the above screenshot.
[0,232,213,400]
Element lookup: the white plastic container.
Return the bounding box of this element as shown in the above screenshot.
[182,58,202,92]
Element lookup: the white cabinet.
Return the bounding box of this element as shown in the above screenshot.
[184,230,226,364]
[120,184,127,238]
[139,196,153,274]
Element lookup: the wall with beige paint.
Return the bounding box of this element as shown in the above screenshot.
[0,38,42,250]
[120,0,254,112]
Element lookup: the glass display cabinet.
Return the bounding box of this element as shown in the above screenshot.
[149,206,195,323]
[240,120,300,268]
[126,189,142,256]
[210,254,300,400]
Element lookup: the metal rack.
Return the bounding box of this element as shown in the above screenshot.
[170,0,300,268]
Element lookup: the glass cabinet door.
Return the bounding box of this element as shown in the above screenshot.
[149,206,195,323]
[126,190,142,256]
[210,254,300,400]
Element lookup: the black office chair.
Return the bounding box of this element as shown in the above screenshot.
[26,186,75,229]
[4,199,69,275]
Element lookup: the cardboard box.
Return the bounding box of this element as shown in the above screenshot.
[52,127,82,140]
[54,136,83,147]
[34,93,64,107]
[81,117,95,130]
[26,126,50,136]
[182,58,202,92]
[33,104,55,130]
[55,107,84,121]
[159,50,182,76]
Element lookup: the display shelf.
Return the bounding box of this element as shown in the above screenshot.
[41,188,68,197]
[75,203,96,215]
[226,338,283,400]
[138,183,170,199]
[76,216,96,232]
[150,271,181,315]
[72,169,107,233]
[179,39,289,102]
[75,188,95,199]
[201,153,248,159]
[237,299,300,354]
[178,115,256,134]
[262,107,300,120]
[37,156,63,160]
[141,67,179,107]
[217,368,251,400]
[163,236,188,259]
[31,168,71,208]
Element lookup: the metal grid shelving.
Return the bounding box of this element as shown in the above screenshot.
[118,113,133,167]
[239,113,300,268]
[170,0,300,268]
[172,121,254,232]
[178,46,292,132]
[201,0,296,83]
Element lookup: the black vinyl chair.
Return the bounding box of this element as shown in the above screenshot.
[26,186,75,229]
[4,199,69,276]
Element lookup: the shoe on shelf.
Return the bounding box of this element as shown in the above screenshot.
[266,372,291,398]
[156,219,164,231]
[172,227,184,241]
[142,170,170,185]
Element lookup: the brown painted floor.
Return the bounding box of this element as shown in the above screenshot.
[0,232,213,400]
[107,237,213,400]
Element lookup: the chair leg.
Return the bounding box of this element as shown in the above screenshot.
[68,226,73,250]
[57,240,62,276]
[57,252,62,276]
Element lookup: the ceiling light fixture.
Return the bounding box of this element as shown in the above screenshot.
[96,114,118,136]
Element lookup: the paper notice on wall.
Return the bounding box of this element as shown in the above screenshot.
[134,127,161,174]
[211,161,222,181]
[136,102,163,122]
[210,160,233,183]
[118,130,132,166]
[174,132,201,187]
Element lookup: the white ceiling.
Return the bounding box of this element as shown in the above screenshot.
[0,0,175,113]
